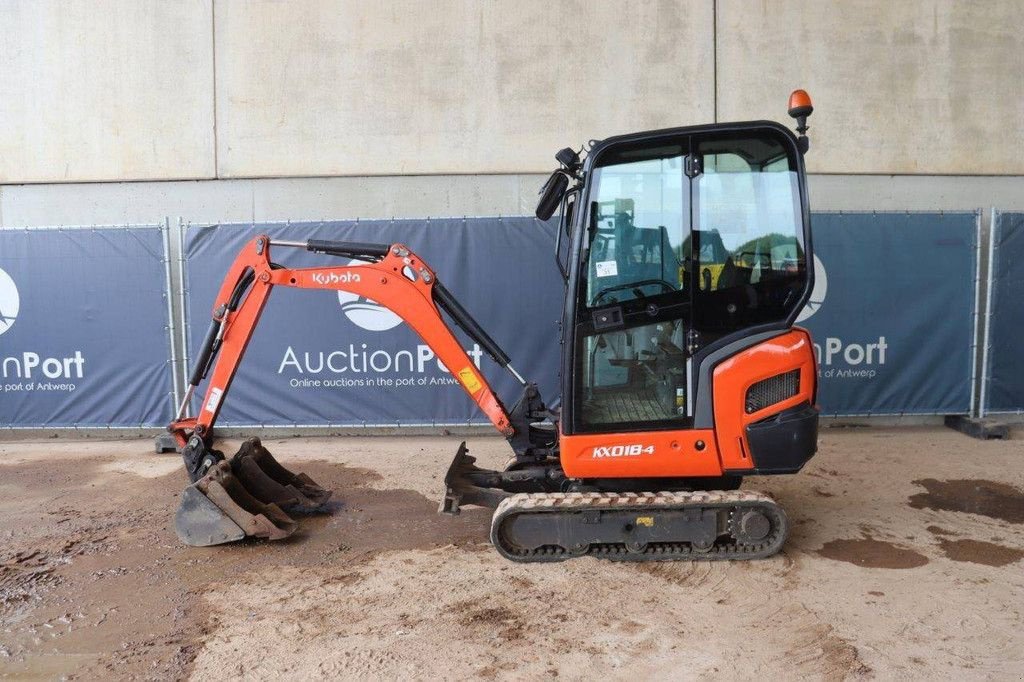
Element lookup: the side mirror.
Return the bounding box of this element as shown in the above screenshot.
[535,171,569,221]
[555,147,580,169]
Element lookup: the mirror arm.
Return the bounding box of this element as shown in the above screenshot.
[553,187,579,281]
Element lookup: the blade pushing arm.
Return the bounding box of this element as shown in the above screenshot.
[169,235,540,478]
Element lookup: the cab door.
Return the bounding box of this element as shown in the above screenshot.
[565,136,695,436]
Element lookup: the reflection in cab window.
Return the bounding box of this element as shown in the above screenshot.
[586,148,686,308]
[692,136,805,337]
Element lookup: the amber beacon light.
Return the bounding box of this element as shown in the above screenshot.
[787,89,813,152]
[788,90,813,130]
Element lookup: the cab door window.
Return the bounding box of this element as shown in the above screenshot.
[575,142,692,431]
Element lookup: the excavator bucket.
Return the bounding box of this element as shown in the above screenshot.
[175,461,297,546]
[173,439,330,546]
[175,484,246,546]
[228,438,332,512]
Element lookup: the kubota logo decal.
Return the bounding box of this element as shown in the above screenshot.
[312,270,361,286]
[796,254,827,322]
[592,444,655,458]
[0,267,19,337]
[333,260,403,332]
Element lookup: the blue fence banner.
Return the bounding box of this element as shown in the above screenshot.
[982,211,1024,415]
[184,219,564,426]
[0,226,174,427]
[184,213,980,426]
[801,212,978,415]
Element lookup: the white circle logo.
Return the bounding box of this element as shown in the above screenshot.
[797,254,827,322]
[336,260,403,332]
[0,267,19,336]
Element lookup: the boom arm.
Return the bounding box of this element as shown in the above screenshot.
[170,235,537,460]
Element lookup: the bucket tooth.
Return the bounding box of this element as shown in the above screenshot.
[229,437,331,510]
[193,461,298,541]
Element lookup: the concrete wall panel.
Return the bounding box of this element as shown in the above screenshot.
[4,174,1024,229]
[0,175,552,226]
[0,0,214,183]
[213,0,715,177]
[251,175,542,222]
[717,1,1024,174]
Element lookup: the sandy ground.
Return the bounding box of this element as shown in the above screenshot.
[1,426,1023,681]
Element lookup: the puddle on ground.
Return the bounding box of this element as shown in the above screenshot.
[936,538,1024,567]
[909,479,1024,524]
[817,538,929,569]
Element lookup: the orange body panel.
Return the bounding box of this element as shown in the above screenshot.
[712,328,817,472]
[560,428,724,479]
[559,329,817,479]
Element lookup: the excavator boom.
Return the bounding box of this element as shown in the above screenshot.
[168,235,551,545]
[172,235,527,446]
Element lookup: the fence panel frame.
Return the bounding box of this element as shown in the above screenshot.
[179,216,560,429]
[0,222,176,430]
[979,209,1024,417]
[807,210,980,417]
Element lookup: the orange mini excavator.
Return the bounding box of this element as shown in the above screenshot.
[168,92,819,562]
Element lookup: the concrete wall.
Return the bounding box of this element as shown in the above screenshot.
[3,175,1024,228]
[214,0,714,177]
[0,0,214,183]
[717,1,1024,174]
[3,0,1021,183]
[1,0,715,182]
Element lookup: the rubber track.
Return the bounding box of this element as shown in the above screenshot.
[489,489,788,563]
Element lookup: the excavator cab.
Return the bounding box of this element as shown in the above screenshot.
[167,91,819,563]
[561,123,813,450]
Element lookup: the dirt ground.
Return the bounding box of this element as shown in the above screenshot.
[1,426,1023,681]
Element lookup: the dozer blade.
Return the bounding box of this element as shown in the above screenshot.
[229,437,332,512]
[439,442,510,514]
[174,461,298,546]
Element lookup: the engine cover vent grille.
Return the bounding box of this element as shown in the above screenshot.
[745,369,801,414]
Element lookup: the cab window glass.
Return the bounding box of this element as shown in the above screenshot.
[693,135,805,334]
[571,131,808,433]
[585,146,687,308]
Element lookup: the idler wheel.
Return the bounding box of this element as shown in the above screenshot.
[735,510,771,543]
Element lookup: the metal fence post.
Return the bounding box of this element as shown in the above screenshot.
[979,208,998,418]
[177,217,191,407]
[968,210,982,417]
[161,217,181,412]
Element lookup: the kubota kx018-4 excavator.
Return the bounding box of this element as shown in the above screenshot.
[168,91,819,562]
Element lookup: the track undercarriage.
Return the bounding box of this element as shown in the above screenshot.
[440,443,789,563]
